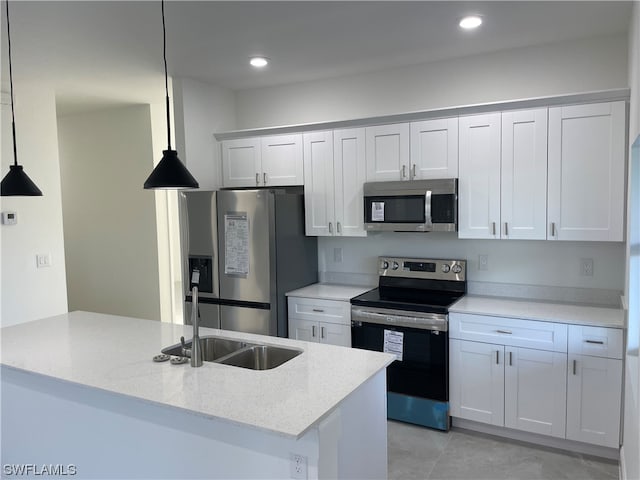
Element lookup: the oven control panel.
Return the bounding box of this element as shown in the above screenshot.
[378,257,466,281]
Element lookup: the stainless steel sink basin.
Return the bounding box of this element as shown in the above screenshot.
[160,335,303,370]
[162,336,248,362]
[217,345,303,370]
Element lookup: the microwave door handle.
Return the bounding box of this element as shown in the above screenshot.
[424,190,433,229]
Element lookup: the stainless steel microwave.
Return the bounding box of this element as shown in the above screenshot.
[363,179,457,232]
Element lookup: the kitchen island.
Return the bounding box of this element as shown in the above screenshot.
[1,311,394,479]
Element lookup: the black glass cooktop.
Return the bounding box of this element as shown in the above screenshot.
[350,287,465,314]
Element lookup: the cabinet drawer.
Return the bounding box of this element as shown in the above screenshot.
[568,325,623,359]
[287,297,350,325]
[449,313,567,352]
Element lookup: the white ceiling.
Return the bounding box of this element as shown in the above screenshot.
[1,1,633,115]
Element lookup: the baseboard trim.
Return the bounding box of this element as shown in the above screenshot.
[452,417,620,461]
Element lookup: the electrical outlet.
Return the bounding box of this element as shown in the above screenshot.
[580,258,594,276]
[290,453,308,480]
[478,254,489,271]
[333,247,343,263]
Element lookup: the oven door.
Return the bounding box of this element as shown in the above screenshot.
[351,309,448,402]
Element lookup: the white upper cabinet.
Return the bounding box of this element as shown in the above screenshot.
[365,123,410,181]
[303,131,334,236]
[501,109,548,240]
[410,118,459,179]
[333,128,367,237]
[303,128,367,237]
[221,138,261,188]
[548,101,626,241]
[458,113,502,239]
[222,134,303,188]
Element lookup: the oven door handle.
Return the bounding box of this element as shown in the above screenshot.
[351,308,447,331]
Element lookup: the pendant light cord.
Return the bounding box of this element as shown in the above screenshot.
[162,0,171,150]
[6,0,18,166]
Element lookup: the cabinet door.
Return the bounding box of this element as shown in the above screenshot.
[334,128,367,237]
[365,123,410,181]
[319,321,351,347]
[501,109,548,240]
[222,138,261,188]
[450,339,504,426]
[410,118,458,179]
[567,355,622,448]
[261,134,303,186]
[289,318,319,343]
[303,131,335,236]
[504,348,566,438]
[458,113,501,239]
[548,101,625,241]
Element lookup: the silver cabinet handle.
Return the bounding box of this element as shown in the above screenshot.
[328,222,333,234]
[496,350,500,364]
[312,325,316,338]
[492,222,496,235]
[585,340,604,345]
[496,330,512,335]
[256,173,260,185]
[263,172,268,185]
[573,359,577,375]
[337,222,341,234]
[509,351,513,366]
[412,164,416,179]
[504,222,509,236]
[321,326,326,339]
[402,165,407,179]
[312,308,324,313]
[551,222,556,237]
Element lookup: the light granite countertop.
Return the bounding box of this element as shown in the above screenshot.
[286,283,372,301]
[0,311,394,438]
[450,295,625,328]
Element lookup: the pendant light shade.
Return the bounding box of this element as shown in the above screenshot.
[1,0,43,197]
[143,0,198,190]
[1,165,43,196]
[143,149,198,189]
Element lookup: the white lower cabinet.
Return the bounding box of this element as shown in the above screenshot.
[288,297,351,347]
[449,313,623,448]
[450,340,566,437]
[566,325,623,448]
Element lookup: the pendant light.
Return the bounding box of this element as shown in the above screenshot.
[144,0,198,190]
[0,0,42,196]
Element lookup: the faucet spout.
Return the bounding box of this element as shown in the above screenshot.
[190,272,203,367]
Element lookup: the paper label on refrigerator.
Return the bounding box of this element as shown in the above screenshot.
[224,214,249,276]
[383,330,404,361]
[371,202,385,221]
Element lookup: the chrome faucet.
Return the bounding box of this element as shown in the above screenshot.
[189,269,203,367]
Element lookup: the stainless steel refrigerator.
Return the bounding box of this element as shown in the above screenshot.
[180,188,317,337]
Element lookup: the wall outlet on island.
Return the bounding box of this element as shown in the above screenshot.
[290,453,308,480]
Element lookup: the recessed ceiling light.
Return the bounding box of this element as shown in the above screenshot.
[250,56,269,68]
[459,15,482,30]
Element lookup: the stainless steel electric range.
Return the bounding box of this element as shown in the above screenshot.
[350,256,466,431]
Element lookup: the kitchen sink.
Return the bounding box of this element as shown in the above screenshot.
[160,335,302,369]
[161,336,248,362]
[217,345,303,370]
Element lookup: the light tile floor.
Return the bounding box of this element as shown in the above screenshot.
[388,421,619,480]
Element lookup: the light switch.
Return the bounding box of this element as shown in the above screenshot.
[36,254,51,268]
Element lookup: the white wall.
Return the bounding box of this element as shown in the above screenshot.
[623,3,640,480]
[319,235,625,293]
[236,34,628,129]
[0,85,68,327]
[173,77,236,189]
[57,105,161,321]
